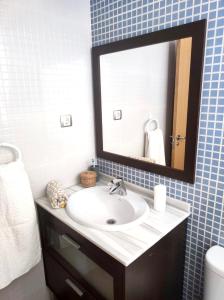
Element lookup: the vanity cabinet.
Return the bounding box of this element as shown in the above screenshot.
[37,205,187,300]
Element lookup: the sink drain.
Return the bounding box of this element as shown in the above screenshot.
[106,218,116,225]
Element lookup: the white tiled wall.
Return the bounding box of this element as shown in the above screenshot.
[0,1,94,299]
[0,0,95,198]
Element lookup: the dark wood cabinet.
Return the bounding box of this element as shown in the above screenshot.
[37,205,187,300]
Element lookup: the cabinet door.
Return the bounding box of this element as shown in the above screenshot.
[45,223,114,300]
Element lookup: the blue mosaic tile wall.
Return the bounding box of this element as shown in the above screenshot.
[90,1,224,299]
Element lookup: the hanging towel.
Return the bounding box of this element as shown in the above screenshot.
[144,128,166,166]
[0,143,41,289]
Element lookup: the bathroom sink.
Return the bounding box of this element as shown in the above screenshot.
[66,186,149,231]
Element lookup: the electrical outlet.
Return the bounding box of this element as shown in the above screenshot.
[113,110,122,120]
[60,115,72,127]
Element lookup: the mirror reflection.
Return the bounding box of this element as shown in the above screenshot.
[100,37,192,170]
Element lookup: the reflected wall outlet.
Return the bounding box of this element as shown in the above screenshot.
[60,114,72,127]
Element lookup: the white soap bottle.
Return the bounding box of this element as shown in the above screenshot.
[154,184,167,213]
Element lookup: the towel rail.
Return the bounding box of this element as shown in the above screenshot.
[144,119,159,132]
[0,143,21,163]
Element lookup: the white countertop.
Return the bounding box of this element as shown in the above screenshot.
[35,177,190,266]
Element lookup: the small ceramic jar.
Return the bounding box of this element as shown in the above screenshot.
[80,171,97,187]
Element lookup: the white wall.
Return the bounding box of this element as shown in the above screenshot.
[0,0,94,299]
[101,41,176,159]
[0,0,95,198]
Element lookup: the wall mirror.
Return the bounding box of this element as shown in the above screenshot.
[92,20,206,183]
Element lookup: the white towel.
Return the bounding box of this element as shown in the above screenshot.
[144,128,166,166]
[0,144,41,289]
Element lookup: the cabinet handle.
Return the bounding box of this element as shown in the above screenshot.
[65,278,84,297]
[62,234,80,250]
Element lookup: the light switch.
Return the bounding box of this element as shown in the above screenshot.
[60,114,72,127]
[113,110,122,120]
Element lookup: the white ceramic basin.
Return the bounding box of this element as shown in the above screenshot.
[66,186,149,231]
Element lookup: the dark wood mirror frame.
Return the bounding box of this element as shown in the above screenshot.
[92,20,206,184]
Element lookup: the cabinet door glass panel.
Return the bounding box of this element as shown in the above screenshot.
[46,225,114,300]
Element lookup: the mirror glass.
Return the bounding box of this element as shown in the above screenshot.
[100,37,192,171]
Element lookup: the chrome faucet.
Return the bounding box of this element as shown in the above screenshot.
[108,178,127,196]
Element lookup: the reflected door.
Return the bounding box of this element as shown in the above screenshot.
[171,37,192,170]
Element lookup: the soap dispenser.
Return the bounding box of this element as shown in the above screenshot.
[88,158,100,181]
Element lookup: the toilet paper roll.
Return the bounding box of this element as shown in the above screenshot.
[154,184,166,213]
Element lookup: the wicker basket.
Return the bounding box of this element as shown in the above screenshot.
[80,171,97,187]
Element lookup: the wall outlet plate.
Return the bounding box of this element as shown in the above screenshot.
[113,110,122,120]
[60,114,72,127]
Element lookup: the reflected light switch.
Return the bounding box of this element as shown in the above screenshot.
[60,114,72,127]
[113,110,122,120]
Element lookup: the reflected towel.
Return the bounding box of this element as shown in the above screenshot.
[0,151,41,289]
[144,128,166,166]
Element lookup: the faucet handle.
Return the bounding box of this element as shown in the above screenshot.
[107,180,113,187]
[107,180,117,194]
[107,177,124,193]
[112,177,123,185]
[107,177,122,186]
[107,179,117,191]
[107,177,127,196]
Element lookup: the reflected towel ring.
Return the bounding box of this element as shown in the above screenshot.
[0,143,21,162]
[144,119,159,132]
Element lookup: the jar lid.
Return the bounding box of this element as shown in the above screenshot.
[80,171,97,179]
